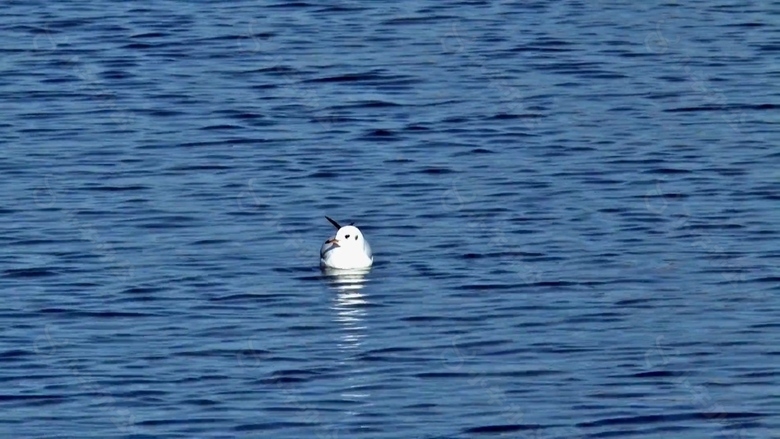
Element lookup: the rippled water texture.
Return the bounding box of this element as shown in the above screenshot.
[1,1,779,438]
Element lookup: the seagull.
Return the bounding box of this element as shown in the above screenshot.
[320,216,373,269]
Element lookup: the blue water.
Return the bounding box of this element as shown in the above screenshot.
[1,1,779,438]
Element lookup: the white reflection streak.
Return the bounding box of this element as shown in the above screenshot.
[324,268,372,401]
[325,268,370,352]
[335,291,367,351]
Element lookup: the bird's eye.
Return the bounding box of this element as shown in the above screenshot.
[355,235,359,240]
[345,234,350,239]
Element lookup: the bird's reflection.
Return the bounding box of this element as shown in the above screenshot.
[322,267,370,351]
[322,267,372,401]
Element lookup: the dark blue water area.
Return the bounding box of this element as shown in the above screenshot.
[1,1,779,438]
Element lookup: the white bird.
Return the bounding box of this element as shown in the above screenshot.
[320,216,373,270]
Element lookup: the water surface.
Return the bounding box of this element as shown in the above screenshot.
[1,1,778,438]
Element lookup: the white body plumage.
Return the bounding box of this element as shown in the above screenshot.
[320,217,373,270]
